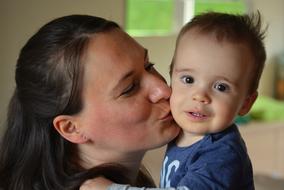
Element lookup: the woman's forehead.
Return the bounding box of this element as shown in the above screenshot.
[86,29,144,64]
[82,29,146,96]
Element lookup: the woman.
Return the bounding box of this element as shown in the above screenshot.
[0,15,180,189]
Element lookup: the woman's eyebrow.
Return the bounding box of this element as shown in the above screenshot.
[144,48,149,62]
[112,70,134,94]
[112,48,148,94]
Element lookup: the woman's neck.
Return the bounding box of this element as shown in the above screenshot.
[78,143,145,183]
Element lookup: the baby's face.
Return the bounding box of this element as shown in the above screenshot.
[170,31,256,136]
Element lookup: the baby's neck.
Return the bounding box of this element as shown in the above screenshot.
[175,131,204,147]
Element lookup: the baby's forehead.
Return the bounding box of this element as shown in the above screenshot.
[181,26,247,45]
[176,30,255,67]
[181,28,253,53]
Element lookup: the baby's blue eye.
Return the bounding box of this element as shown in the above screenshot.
[181,75,194,84]
[214,82,230,92]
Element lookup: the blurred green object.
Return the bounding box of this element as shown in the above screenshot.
[126,0,174,36]
[235,115,251,125]
[248,96,284,122]
[195,0,246,15]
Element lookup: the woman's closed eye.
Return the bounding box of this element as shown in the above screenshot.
[120,62,154,97]
[120,81,139,96]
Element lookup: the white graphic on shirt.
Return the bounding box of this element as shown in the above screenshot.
[161,156,180,188]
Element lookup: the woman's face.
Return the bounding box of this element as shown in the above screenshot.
[75,29,179,155]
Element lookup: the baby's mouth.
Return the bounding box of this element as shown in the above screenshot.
[189,112,207,118]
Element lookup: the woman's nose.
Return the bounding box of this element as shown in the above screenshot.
[146,74,171,103]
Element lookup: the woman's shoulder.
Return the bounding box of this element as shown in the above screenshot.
[108,184,190,190]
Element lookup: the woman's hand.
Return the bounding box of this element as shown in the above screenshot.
[80,176,113,190]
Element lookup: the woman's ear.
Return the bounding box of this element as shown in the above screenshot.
[238,91,258,116]
[53,115,88,144]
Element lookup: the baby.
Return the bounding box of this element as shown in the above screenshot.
[160,11,266,190]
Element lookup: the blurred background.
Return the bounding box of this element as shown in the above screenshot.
[0,0,284,189]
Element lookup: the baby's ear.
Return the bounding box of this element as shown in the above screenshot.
[238,91,258,116]
[53,115,88,144]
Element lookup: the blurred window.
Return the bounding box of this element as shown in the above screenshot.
[126,0,248,37]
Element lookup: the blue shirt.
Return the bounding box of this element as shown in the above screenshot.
[160,124,254,190]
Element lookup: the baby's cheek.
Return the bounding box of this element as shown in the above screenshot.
[217,103,237,123]
[170,93,182,110]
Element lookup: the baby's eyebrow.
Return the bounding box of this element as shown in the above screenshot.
[173,67,194,73]
[214,75,238,86]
